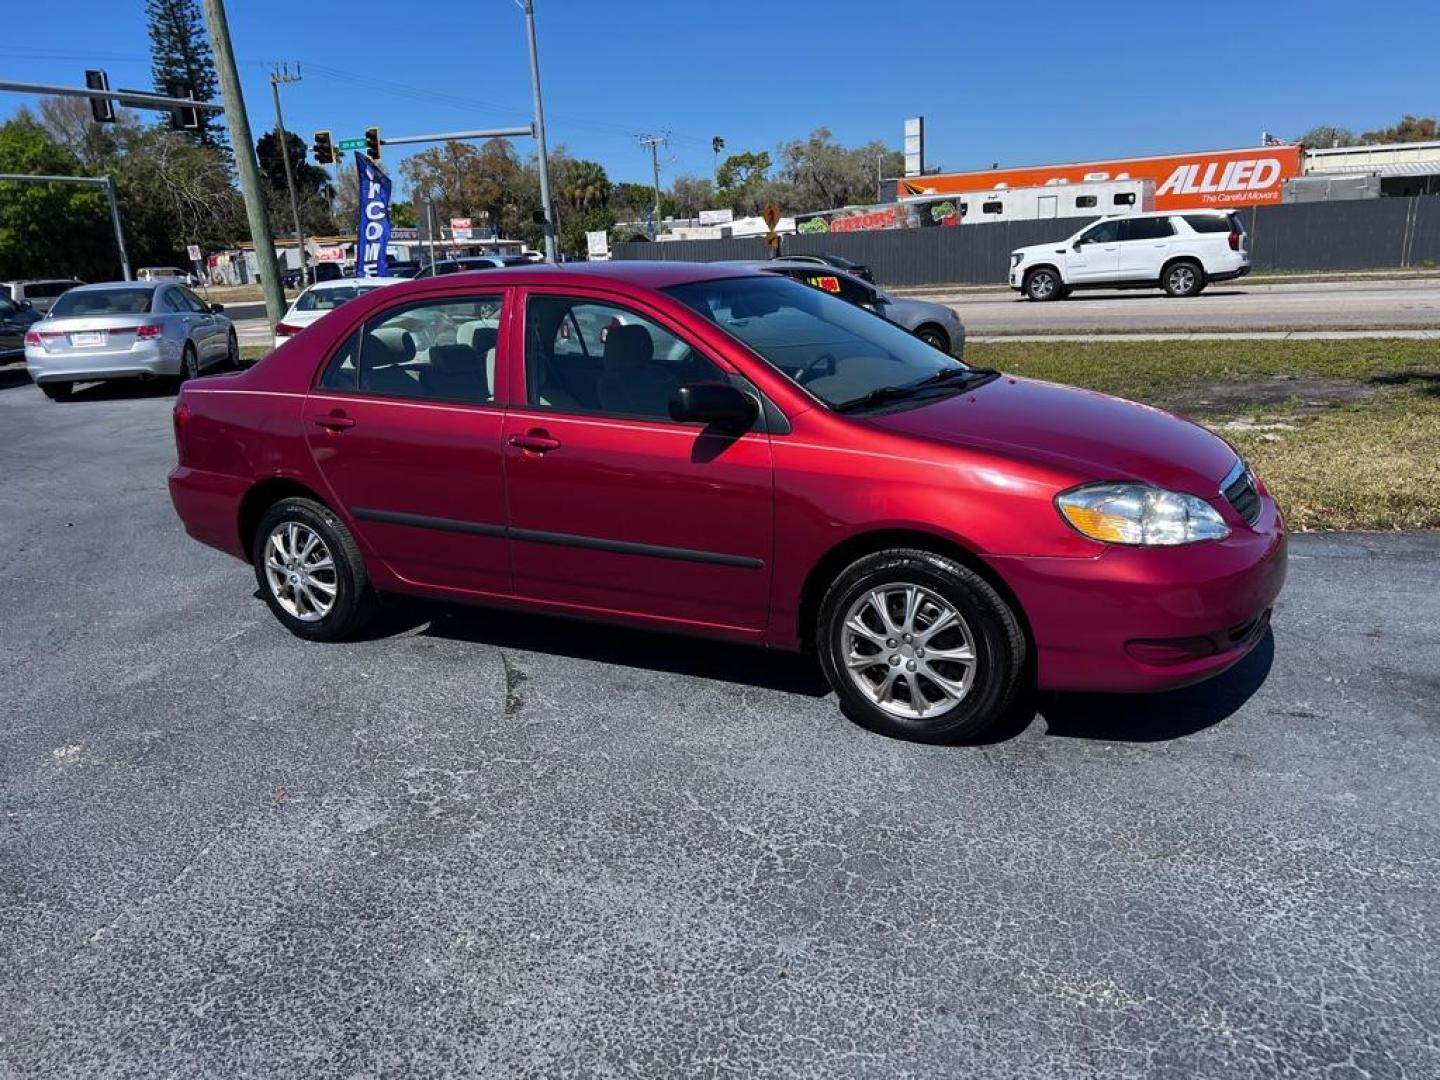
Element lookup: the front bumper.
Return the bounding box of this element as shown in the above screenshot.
[25,339,179,384]
[986,496,1287,693]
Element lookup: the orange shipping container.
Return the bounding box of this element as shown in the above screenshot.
[899,145,1303,211]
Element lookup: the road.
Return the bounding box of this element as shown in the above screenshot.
[911,277,1440,335]
[2,373,1437,1079]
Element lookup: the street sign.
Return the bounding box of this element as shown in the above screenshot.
[186,244,202,261]
[338,137,367,151]
[762,203,781,231]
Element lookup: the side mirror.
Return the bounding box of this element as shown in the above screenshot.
[668,381,758,430]
[19,299,33,310]
[209,302,225,314]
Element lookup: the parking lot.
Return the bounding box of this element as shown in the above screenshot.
[2,372,1438,1078]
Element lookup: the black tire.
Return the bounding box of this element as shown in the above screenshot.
[1023,267,1062,302]
[179,342,200,382]
[251,497,377,642]
[39,381,72,401]
[225,330,240,369]
[1163,259,1204,298]
[816,549,1027,743]
[916,326,949,353]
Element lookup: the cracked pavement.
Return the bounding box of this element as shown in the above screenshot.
[1,372,1437,1078]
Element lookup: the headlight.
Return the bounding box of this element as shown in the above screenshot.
[1010,252,1024,267]
[1056,483,1230,545]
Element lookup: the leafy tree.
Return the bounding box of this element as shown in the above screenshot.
[38,96,125,169]
[0,113,112,280]
[1297,125,1358,149]
[668,175,715,218]
[777,127,903,211]
[146,0,226,151]
[256,129,335,237]
[560,159,610,213]
[716,150,771,200]
[1361,115,1439,144]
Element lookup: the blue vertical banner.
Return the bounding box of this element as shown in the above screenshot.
[355,151,392,277]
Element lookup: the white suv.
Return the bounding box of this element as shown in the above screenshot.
[1009,210,1250,301]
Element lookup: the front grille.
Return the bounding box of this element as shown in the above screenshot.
[1221,460,1262,525]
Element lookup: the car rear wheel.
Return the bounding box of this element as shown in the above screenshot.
[179,342,200,382]
[1163,259,1204,298]
[817,549,1027,743]
[225,330,240,369]
[1024,267,1062,302]
[252,497,377,642]
[916,326,949,352]
[39,381,72,401]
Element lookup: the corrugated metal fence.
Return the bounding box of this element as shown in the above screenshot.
[611,196,1440,286]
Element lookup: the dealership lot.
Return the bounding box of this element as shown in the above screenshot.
[2,376,1438,1078]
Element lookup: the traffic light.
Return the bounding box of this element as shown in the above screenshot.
[364,127,381,162]
[164,79,199,131]
[85,70,115,124]
[312,130,335,165]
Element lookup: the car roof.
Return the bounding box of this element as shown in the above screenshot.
[4,277,82,285]
[406,261,765,290]
[304,276,410,289]
[1098,208,1233,220]
[65,280,164,292]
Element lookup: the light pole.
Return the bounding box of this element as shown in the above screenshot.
[521,0,558,262]
[269,64,307,285]
[201,0,285,327]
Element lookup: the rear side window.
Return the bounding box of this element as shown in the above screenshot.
[1113,192,1137,206]
[1074,195,1098,209]
[358,295,502,404]
[1119,217,1175,241]
[319,329,361,391]
[1182,214,1234,233]
[982,200,1003,214]
[27,281,74,299]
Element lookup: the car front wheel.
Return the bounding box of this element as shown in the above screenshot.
[817,549,1027,742]
[1023,267,1062,302]
[252,497,377,642]
[916,326,949,352]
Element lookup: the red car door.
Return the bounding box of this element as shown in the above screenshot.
[501,288,774,635]
[305,291,512,597]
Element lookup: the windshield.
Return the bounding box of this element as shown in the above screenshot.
[665,274,966,409]
[294,285,382,312]
[48,288,155,317]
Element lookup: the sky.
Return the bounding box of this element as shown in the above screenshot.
[2,0,1438,199]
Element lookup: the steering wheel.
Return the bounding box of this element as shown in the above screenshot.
[795,352,837,386]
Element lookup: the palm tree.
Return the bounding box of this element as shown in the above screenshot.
[563,160,610,213]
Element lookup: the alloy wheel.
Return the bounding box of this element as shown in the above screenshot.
[1028,271,1057,300]
[840,583,977,719]
[1168,265,1197,294]
[263,521,337,622]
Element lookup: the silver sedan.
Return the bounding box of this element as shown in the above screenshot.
[24,280,237,401]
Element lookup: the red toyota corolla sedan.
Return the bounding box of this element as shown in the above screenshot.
[169,262,1286,741]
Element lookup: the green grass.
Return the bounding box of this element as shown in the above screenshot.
[969,338,1440,531]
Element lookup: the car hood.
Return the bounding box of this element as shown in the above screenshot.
[1012,240,1071,259]
[866,375,1239,495]
[884,296,960,328]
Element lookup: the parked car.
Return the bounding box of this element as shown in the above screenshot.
[730,259,965,357]
[2,278,84,315]
[1010,210,1250,301]
[412,255,535,278]
[384,260,422,278]
[0,295,44,358]
[136,266,198,287]
[168,262,1285,743]
[770,253,875,283]
[274,277,411,348]
[25,281,236,400]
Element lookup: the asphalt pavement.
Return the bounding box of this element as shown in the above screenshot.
[926,277,1440,336]
[2,373,1437,1079]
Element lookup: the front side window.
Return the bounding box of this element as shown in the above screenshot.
[1077,221,1121,245]
[1075,195,1098,209]
[524,295,727,420]
[1113,192,1137,206]
[318,295,502,404]
[666,275,979,412]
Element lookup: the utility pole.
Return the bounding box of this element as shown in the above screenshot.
[637,132,669,239]
[269,64,307,286]
[521,0,558,263]
[201,0,284,327]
